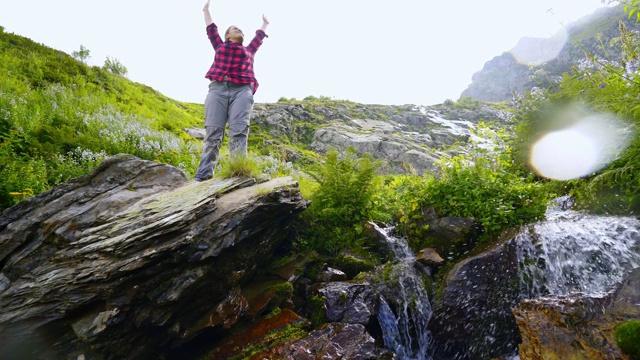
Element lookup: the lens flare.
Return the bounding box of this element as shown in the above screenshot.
[531,129,597,180]
[529,106,632,180]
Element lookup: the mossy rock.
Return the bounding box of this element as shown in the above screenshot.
[332,250,376,278]
[615,320,640,358]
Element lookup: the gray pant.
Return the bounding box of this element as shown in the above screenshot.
[194,81,254,180]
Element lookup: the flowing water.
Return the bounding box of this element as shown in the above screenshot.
[517,197,640,297]
[371,223,432,360]
[369,198,640,359]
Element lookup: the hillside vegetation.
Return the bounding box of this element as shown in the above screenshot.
[2,7,639,266]
[0,25,208,210]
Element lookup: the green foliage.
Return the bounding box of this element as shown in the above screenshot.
[296,147,385,254]
[216,153,262,179]
[71,45,90,63]
[303,95,333,102]
[388,128,553,252]
[308,295,327,328]
[512,21,640,214]
[615,320,640,357]
[623,0,640,22]
[0,30,204,211]
[332,251,377,278]
[103,56,128,77]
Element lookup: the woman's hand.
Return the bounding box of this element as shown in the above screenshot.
[260,14,269,32]
[203,0,213,25]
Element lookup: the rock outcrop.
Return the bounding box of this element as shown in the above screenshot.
[248,102,510,176]
[459,52,533,102]
[0,154,308,359]
[513,267,640,360]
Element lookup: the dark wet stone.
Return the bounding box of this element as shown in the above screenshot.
[429,237,521,360]
[310,281,377,325]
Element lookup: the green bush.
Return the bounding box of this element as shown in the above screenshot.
[388,129,553,253]
[615,320,640,358]
[217,153,262,179]
[296,147,384,254]
[103,56,128,77]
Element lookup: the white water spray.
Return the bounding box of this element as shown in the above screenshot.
[517,197,640,297]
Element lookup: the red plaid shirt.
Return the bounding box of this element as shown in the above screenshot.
[204,23,267,94]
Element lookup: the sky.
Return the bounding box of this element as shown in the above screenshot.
[0,0,619,106]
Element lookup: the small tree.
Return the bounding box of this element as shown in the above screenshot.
[103,56,128,77]
[71,45,91,63]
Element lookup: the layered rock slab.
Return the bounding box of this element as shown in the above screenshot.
[0,154,307,359]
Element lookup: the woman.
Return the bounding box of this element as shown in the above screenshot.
[194,0,269,181]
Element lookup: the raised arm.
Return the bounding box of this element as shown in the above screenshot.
[260,14,269,33]
[203,0,213,26]
[203,0,223,49]
[247,15,270,53]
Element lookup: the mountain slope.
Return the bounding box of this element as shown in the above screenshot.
[460,6,640,102]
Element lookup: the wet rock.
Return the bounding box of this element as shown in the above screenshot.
[242,278,293,321]
[317,267,348,282]
[310,281,377,325]
[0,154,308,359]
[421,216,484,260]
[333,250,377,278]
[268,252,317,282]
[416,248,445,268]
[265,323,379,360]
[429,236,521,360]
[514,267,640,360]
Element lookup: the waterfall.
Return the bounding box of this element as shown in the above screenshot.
[517,197,640,297]
[371,223,432,360]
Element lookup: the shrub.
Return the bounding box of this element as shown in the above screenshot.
[217,153,262,179]
[389,128,553,253]
[103,56,128,77]
[511,21,640,214]
[615,320,640,358]
[296,147,383,254]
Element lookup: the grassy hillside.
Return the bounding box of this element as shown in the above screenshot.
[0,25,207,209]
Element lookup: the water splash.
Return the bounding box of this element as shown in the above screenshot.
[517,197,640,297]
[370,222,414,259]
[371,223,432,360]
